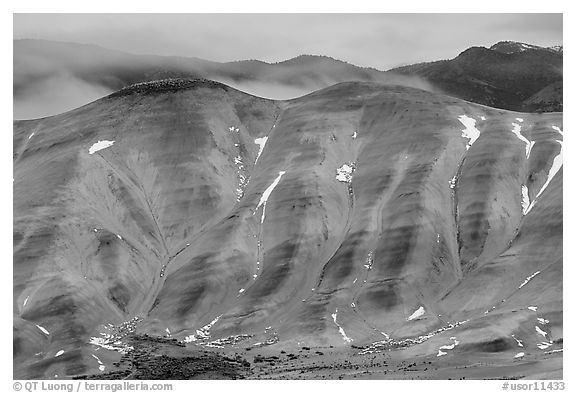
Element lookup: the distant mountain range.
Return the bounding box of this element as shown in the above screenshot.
[13,39,562,119]
[390,41,563,112]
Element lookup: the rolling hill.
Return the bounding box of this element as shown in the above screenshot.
[13,79,562,379]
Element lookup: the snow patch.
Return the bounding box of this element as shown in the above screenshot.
[436,337,459,357]
[23,296,29,307]
[352,131,357,139]
[528,306,538,312]
[457,115,480,149]
[28,132,34,140]
[238,288,245,293]
[336,163,356,183]
[183,314,223,343]
[537,318,550,325]
[516,118,524,123]
[92,354,105,371]
[55,350,64,357]
[544,349,563,354]
[535,326,548,338]
[449,175,457,189]
[537,342,553,350]
[363,251,374,270]
[254,137,268,164]
[407,306,425,321]
[36,325,49,335]
[514,352,525,359]
[88,140,115,155]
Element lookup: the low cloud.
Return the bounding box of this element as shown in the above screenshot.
[14,73,113,120]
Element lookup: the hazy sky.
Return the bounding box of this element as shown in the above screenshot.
[13,13,562,70]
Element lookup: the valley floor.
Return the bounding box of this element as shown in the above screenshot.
[73,334,562,380]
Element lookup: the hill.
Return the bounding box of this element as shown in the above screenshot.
[13,79,562,379]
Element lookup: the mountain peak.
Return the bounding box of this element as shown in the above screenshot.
[490,41,562,55]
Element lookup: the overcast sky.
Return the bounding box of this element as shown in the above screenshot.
[13,13,562,70]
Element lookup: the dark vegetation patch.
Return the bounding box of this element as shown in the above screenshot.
[74,334,250,380]
[109,79,228,98]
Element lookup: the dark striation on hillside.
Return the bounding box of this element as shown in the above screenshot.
[390,41,562,112]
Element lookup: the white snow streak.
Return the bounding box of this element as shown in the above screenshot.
[88,140,115,155]
[407,306,426,321]
[552,126,563,136]
[92,354,105,372]
[28,132,35,140]
[256,171,286,224]
[55,350,65,357]
[23,296,29,307]
[511,335,524,347]
[511,122,534,158]
[524,139,562,214]
[514,352,525,359]
[331,309,353,343]
[534,140,563,200]
[528,306,538,312]
[535,326,548,338]
[36,325,49,335]
[519,271,540,288]
[254,137,268,164]
[457,115,480,149]
[521,185,531,215]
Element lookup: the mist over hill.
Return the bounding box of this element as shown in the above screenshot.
[14,39,562,120]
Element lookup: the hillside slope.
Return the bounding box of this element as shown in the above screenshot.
[13,79,562,379]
